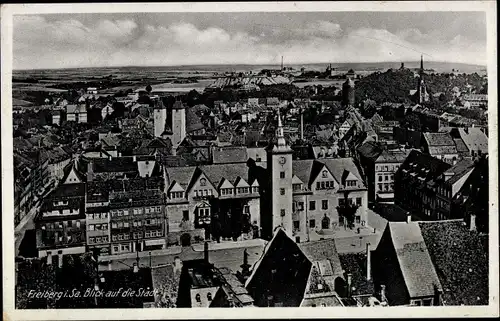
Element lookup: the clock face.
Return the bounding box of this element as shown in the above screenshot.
[279,157,286,165]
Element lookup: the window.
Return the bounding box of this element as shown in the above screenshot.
[298,202,304,211]
[378,183,382,191]
[118,234,123,240]
[378,176,383,182]
[309,201,316,211]
[113,245,119,252]
[207,293,212,301]
[112,235,117,241]
[423,299,432,306]
[183,210,189,221]
[68,220,73,228]
[89,224,95,231]
[355,216,361,224]
[156,206,161,212]
[200,178,207,186]
[322,170,328,178]
[280,188,285,195]
[280,209,285,217]
[293,221,300,230]
[346,180,357,187]
[196,293,201,303]
[322,216,330,229]
[339,199,346,207]
[309,219,316,228]
[322,200,328,210]
[356,198,362,206]
[124,222,129,228]
[280,171,285,179]
[89,237,95,244]
[244,206,250,214]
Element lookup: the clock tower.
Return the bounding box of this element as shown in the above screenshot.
[263,110,294,240]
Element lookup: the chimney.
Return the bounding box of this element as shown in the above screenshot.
[87,160,94,182]
[204,241,209,263]
[433,284,442,305]
[366,243,371,281]
[347,273,352,297]
[380,285,387,302]
[58,253,63,268]
[469,214,477,232]
[173,256,183,274]
[406,212,412,223]
[47,252,53,265]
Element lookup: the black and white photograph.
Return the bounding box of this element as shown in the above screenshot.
[1,1,498,319]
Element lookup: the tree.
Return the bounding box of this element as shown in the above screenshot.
[401,111,421,131]
[336,192,360,230]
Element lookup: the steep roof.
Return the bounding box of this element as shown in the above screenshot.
[293,158,365,189]
[442,159,475,186]
[423,132,455,147]
[419,221,488,305]
[212,146,248,164]
[458,128,488,154]
[388,222,443,298]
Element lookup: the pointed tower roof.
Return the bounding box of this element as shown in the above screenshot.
[266,109,292,153]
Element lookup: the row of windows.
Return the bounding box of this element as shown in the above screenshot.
[110,207,162,217]
[41,220,81,230]
[345,180,357,187]
[88,223,108,231]
[87,212,108,220]
[113,244,131,253]
[111,218,162,229]
[298,215,362,229]
[112,233,130,241]
[376,164,400,172]
[316,181,335,190]
[89,236,109,244]
[293,198,362,212]
[378,174,394,182]
[377,183,394,192]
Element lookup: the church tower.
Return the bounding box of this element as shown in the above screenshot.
[263,110,294,240]
[417,55,429,104]
[171,100,186,149]
[154,100,167,138]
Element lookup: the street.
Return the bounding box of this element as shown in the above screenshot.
[99,243,267,273]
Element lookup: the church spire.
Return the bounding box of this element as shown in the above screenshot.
[420,54,424,75]
[276,109,286,147]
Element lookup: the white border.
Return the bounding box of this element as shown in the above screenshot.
[2,2,498,319]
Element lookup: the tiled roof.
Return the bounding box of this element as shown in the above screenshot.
[151,264,181,307]
[453,138,470,154]
[443,159,474,185]
[423,132,455,146]
[458,128,488,154]
[293,158,366,189]
[398,150,451,183]
[376,150,410,163]
[298,239,344,279]
[212,146,248,164]
[388,222,442,298]
[419,221,488,305]
[338,253,375,297]
[91,157,138,174]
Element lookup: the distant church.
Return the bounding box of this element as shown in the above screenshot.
[410,55,430,104]
[154,99,186,152]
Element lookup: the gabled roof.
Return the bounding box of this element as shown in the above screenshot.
[292,158,364,189]
[388,222,443,298]
[442,159,475,186]
[458,128,488,154]
[423,132,455,146]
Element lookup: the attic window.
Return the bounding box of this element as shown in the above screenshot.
[200,178,207,187]
[322,170,328,178]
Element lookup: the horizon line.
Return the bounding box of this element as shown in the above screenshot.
[13,60,487,72]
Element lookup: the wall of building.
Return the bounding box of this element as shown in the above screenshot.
[190,286,219,308]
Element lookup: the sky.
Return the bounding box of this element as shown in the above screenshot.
[13,11,487,70]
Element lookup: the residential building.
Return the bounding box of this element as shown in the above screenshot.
[394,150,452,219]
[462,94,487,108]
[452,127,488,158]
[154,100,186,152]
[108,176,167,254]
[357,142,410,203]
[101,103,114,120]
[86,180,111,255]
[35,181,87,258]
[421,132,459,164]
[66,104,87,123]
